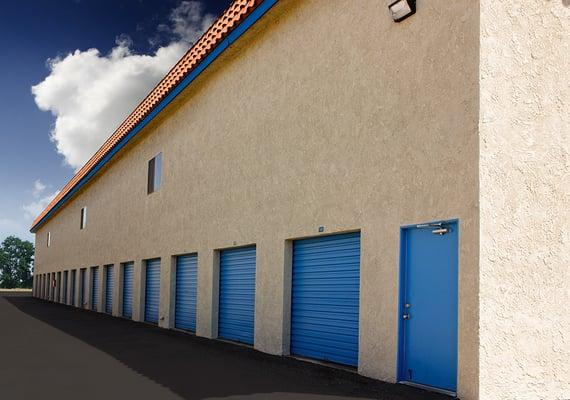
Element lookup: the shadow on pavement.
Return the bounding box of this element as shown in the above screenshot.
[5,295,451,400]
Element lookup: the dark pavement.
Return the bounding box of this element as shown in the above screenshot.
[0,291,450,400]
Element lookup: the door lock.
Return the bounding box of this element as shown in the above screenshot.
[403,314,410,320]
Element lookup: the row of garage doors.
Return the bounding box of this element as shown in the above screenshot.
[37,232,361,367]
[213,232,360,367]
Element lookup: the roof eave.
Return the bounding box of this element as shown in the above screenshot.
[30,0,278,233]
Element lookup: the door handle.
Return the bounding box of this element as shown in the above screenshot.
[403,314,410,320]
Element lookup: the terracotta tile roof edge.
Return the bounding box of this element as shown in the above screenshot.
[31,0,267,232]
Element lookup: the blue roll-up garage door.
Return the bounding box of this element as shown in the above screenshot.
[63,271,68,304]
[145,259,161,324]
[122,263,134,318]
[218,247,256,345]
[175,254,198,331]
[80,269,86,308]
[291,232,361,367]
[70,270,76,306]
[91,267,99,311]
[57,272,61,302]
[105,266,114,314]
[50,273,55,300]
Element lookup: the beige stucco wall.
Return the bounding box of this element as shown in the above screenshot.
[479,1,570,399]
[33,1,480,398]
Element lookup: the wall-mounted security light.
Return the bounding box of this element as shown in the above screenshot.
[388,0,416,22]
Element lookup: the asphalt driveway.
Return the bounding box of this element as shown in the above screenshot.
[0,291,450,400]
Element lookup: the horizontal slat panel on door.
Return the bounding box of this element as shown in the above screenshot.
[291,232,361,367]
[122,263,134,318]
[145,259,161,324]
[218,247,256,345]
[105,266,113,314]
[175,254,198,331]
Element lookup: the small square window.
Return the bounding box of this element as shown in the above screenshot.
[80,207,87,230]
[148,153,162,194]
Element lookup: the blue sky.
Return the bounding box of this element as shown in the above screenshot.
[0,0,231,242]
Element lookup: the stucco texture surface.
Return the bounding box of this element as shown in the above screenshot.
[479,1,570,399]
[34,0,480,398]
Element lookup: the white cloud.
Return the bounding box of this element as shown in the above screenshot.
[0,218,22,234]
[0,217,33,242]
[22,190,60,220]
[31,1,214,170]
[32,179,47,198]
[0,179,56,242]
[166,1,215,44]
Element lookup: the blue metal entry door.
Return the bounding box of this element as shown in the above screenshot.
[105,266,114,314]
[218,247,256,345]
[399,221,458,393]
[91,267,99,311]
[122,263,134,318]
[145,259,161,324]
[175,254,198,331]
[291,232,361,367]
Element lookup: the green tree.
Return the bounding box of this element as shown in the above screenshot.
[0,236,34,288]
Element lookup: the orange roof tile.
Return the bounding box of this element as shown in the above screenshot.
[31,0,263,232]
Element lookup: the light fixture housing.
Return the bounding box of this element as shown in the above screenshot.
[388,0,416,22]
